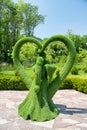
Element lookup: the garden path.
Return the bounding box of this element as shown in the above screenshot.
[0,90,87,130]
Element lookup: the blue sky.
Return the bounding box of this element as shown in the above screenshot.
[14,0,87,39]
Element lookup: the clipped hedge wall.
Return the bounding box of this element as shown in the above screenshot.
[0,75,87,94]
[0,75,27,90]
[61,76,87,94]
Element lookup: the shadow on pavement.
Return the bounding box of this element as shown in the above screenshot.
[56,104,87,115]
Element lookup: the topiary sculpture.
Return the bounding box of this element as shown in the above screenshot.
[13,35,76,122]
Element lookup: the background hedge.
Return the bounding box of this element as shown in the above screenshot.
[61,76,87,94]
[0,75,27,90]
[0,75,87,94]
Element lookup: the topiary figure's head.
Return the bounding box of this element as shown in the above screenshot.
[36,56,44,66]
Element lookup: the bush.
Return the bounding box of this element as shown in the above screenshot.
[0,62,14,71]
[0,75,87,94]
[83,66,87,73]
[61,76,87,94]
[0,75,27,90]
[61,77,73,89]
[71,66,78,75]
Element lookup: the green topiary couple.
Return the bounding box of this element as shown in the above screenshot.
[13,35,76,122]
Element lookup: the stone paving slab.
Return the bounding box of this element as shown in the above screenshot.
[0,90,87,130]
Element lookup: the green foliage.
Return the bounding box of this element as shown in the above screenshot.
[67,30,81,52]
[71,66,78,75]
[12,35,76,121]
[77,48,87,62]
[80,35,87,49]
[76,49,87,75]
[61,77,73,89]
[0,62,14,71]
[62,76,87,94]
[0,75,87,94]
[83,66,87,73]
[45,41,67,63]
[0,0,44,63]
[0,75,27,90]
[19,43,37,67]
[18,0,44,36]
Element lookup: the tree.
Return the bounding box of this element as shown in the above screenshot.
[17,0,44,36]
[20,43,37,67]
[13,35,76,121]
[80,35,87,49]
[67,30,81,53]
[45,40,67,63]
[0,0,44,63]
[0,0,15,62]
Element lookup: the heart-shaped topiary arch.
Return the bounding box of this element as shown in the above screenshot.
[13,35,76,122]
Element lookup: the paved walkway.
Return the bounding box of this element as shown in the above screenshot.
[0,90,87,130]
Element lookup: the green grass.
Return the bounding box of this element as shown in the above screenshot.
[0,67,34,80]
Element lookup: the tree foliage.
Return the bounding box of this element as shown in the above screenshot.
[67,30,81,53]
[45,41,67,63]
[18,0,44,36]
[67,29,87,51]
[20,43,37,67]
[0,0,44,63]
[80,35,87,49]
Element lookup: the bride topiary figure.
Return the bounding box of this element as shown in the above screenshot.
[13,35,76,122]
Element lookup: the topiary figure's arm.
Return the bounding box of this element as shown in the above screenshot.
[33,56,44,93]
[40,35,76,99]
[13,37,42,90]
[45,64,57,83]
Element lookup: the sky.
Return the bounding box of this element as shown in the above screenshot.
[14,0,87,39]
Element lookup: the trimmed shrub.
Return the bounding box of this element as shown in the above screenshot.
[71,66,78,75]
[0,75,27,90]
[0,75,87,94]
[83,66,87,73]
[61,77,73,89]
[61,76,87,94]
